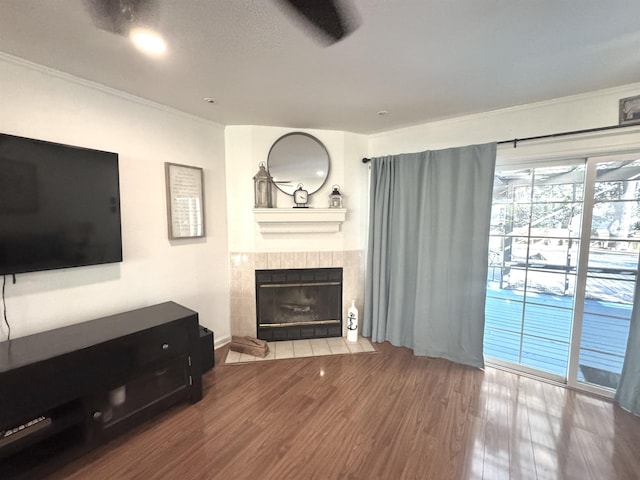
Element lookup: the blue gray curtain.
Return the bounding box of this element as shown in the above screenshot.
[615,280,640,415]
[363,143,496,368]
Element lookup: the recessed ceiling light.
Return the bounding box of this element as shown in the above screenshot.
[130,28,167,56]
[203,97,216,104]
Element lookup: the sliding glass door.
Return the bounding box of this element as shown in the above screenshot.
[484,154,640,394]
[570,156,640,392]
[485,162,585,380]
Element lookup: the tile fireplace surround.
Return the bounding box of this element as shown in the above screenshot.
[230,251,364,337]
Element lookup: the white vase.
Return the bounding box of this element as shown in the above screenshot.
[347,300,358,342]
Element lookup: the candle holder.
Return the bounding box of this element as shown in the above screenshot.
[253,162,273,208]
[329,185,343,208]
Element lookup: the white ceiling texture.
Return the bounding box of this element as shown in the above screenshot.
[1,0,640,134]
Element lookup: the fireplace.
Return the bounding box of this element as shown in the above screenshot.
[256,268,343,341]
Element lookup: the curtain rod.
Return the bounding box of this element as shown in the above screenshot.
[361,123,637,163]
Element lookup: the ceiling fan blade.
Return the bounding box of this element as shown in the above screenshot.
[278,0,358,44]
[83,0,156,36]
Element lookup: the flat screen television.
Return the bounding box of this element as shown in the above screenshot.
[0,133,122,275]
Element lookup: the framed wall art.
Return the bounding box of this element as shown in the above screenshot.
[619,94,640,126]
[165,162,205,239]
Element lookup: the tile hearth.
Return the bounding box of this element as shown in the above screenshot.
[224,337,376,364]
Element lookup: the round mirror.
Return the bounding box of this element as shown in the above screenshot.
[267,132,330,195]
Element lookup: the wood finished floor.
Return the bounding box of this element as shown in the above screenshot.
[48,342,640,480]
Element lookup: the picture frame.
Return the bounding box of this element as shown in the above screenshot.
[165,162,206,239]
[619,94,640,126]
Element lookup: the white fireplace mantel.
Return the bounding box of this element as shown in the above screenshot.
[253,208,347,234]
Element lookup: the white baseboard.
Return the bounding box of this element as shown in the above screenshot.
[214,334,231,349]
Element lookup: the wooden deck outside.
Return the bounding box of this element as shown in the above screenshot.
[484,286,632,387]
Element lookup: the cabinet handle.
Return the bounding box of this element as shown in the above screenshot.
[162,343,169,350]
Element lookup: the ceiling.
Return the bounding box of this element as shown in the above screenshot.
[1,0,640,134]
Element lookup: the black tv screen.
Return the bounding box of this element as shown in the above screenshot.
[0,133,122,275]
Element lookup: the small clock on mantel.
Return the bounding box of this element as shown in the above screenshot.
[293,184,309,208]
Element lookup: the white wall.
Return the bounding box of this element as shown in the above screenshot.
[368,83,640,162]
[4,49,638,348]
[224,125,368,253]
[0,54,230,344]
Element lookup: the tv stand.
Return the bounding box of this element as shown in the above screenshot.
[0,302,202,479]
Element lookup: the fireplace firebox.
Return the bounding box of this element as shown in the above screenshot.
[256,268,343,341]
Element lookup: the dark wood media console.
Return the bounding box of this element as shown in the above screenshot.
[0,301,202,479]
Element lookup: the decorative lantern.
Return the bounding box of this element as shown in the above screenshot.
[253,162,273,208]
[329,184,343,208]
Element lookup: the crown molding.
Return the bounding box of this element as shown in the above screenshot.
[0,51,223,128]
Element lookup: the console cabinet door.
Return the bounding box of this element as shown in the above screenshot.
[88,355,190,439]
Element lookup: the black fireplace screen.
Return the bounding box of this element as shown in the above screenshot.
[255,268,343,341]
